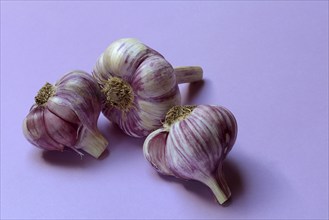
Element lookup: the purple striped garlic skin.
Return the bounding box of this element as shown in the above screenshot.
[23,71,108,158]
[143,105,238,205]
[93,38,203,138]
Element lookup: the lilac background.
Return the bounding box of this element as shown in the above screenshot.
[1,1,328,219]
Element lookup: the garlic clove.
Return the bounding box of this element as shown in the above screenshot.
[102,38,160,80]
[211,105,238,158]
[143,105,238,205]
[23,107,64,151]
[48,94,107,156]
[143,128,173,176]
[132,55,176,99]
[43,108,79,147]
[93,53,108,83]
[47,97,80,124]
[107,107,146,137]
[135,95,180,136]
[54,73,104,129]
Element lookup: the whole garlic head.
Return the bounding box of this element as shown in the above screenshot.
[23,71,108,158]
[143,105,238,204]
[93,38,203,138]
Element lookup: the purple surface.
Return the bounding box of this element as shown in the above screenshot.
[1,1,328,219]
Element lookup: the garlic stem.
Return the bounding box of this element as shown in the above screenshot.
[174,66,203,84]
[77,127,108,158]
[205,175,231,205]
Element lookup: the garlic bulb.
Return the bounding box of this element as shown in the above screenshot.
[143,105,238,204]
[23,71,108,158]
[92,38,203,137]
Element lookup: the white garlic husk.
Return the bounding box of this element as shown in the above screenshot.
[23,71,108,158]
[92,38,203,137]
[143,105,238,204]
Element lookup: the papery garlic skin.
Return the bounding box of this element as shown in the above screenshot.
[143,105,237,205]
[93,38,203,138]
[23,71,108,158]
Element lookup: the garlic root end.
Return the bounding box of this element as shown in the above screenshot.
[174,66,203,84]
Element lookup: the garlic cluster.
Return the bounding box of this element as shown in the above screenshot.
[23,71,108,158]
[143,105,238,204]
[93,38,203,137]
[22,38,239,205]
